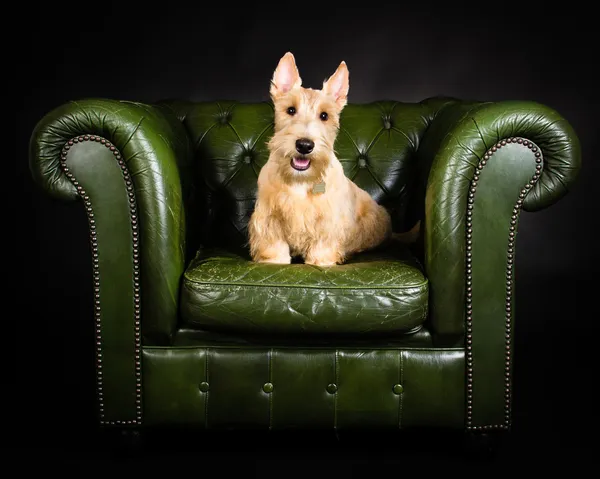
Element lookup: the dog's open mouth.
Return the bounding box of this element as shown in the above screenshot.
[291,156,311,171]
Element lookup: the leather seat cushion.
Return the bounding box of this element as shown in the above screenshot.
[179,245,428,336]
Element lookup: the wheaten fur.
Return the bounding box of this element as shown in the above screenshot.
[248,52,413,266]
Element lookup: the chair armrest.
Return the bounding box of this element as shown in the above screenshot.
[29,98,196,425]
[416,100,581,429]
[419,100,581,336]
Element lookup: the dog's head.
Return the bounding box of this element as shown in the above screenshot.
[268,52,349,184]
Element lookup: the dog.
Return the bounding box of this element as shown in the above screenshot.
[248,52,419,266]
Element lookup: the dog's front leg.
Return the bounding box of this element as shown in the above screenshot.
[248,208,291,264]
[305,242,343,267]
[253,239,291,264]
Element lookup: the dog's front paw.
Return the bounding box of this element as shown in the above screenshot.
[305,246,342,267]
[251,240,291,265]
[305,258,337,267]
[256,255,291,265]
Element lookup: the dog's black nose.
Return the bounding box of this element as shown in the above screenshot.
[295,138,314,155]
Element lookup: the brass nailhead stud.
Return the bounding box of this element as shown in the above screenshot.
[263,382,274,393]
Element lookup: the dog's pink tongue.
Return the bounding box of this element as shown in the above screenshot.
[293,157,310,167]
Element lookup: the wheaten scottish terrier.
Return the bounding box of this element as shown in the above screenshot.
[248,52,415,266]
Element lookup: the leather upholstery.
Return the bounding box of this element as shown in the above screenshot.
[142,345,465,429]
[467,141,538,427]
[29,99,199,347]
[171,325,433,347]
[180,245,428,335]
[28,95,582,431]
[417,100,582,339]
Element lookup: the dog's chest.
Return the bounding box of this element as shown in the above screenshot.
[281,185,324,219]
[278,184,346,238]
[285,184,327,207]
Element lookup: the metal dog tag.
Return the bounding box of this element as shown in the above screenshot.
[312,182,326,194]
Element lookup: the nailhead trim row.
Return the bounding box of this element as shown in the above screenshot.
[465,137,543,431]
[59,135,142,426]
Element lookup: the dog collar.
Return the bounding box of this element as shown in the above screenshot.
[312,182,326,195]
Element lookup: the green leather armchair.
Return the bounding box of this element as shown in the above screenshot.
[29,96,580,435]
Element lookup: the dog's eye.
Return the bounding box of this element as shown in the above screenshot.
[319,112,328,121]
[287,107,296,115]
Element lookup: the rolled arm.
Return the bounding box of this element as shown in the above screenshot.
[419,100,581,336]
[29,98,196,425]
[416,100,581,429]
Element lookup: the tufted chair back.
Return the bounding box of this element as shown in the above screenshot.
[158,97,456,255]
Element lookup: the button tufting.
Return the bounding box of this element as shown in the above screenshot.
[217,112,231,124]
[383,117,392,130]
[326,383,338,394]
[243,155,252,164]
[358,155,367,168]
[263,382,274,393]
[392,384,403,394]
[199,381,210,392]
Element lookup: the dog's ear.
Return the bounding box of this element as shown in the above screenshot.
[323,61,349,109]
[270,52,302,98]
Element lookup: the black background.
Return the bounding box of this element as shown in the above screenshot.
[13,1,597,472]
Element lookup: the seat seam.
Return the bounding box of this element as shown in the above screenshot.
[204,347,209,429]
[268,348,273,430]
[399,351,404,429]
[334,349,339,431]
[183,280,429,291]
